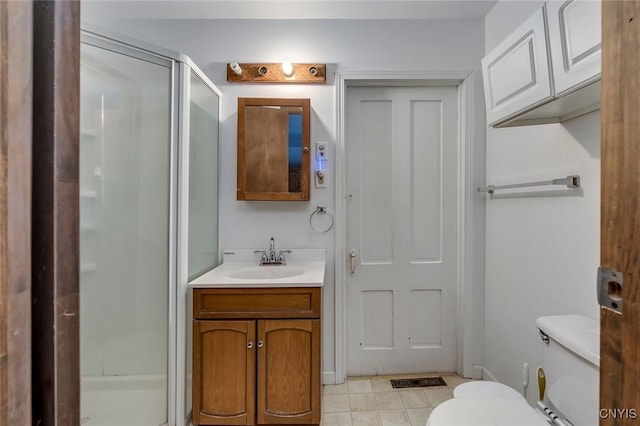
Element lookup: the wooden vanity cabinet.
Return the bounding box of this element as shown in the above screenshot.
[193,288,322,426]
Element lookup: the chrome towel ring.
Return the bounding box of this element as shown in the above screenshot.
[309,205,334,234]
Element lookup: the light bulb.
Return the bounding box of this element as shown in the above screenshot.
[281,62,294,76]
[229,62,242,76]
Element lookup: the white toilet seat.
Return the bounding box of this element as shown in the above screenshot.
[453,381,525,400]
[427,398,549,426]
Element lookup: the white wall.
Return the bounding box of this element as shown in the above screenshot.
[87,17,487,383]
[483,1,600,405]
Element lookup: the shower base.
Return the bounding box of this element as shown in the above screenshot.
[81,374,167,426]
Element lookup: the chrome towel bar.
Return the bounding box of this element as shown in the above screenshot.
[478,175,580,195]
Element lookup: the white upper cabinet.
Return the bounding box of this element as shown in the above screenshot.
[482,7,552,126]
[546,0,601,95]
[482,1,601,127]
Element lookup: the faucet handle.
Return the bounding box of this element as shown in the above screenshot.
[253,249,268,264]
[278,249,292,263]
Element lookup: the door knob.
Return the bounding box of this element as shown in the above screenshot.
[247,341,254,349]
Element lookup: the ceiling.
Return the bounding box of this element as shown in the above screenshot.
[81,0,498,21]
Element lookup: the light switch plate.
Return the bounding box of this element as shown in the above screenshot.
[315,141,328,188]
[315,170,326,188]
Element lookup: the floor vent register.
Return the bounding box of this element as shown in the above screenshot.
[390,377,447,389]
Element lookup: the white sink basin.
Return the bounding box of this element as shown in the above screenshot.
[229,266,305,280]
[188,249,326,288]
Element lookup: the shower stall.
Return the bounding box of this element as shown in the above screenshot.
[79,30,220,426]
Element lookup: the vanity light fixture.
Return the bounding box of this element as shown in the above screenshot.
[226,63,326,84]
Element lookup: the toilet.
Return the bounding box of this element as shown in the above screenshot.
[428,314,600,426]
[452,380,525,401]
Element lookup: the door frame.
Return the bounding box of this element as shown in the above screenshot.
[1,1,34,423]
[334,70,485,383]
[600,0,640,421]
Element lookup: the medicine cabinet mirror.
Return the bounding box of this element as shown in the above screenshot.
[237,98,310,201]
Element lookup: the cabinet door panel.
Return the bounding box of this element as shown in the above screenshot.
[257,320,321,424]
[482,6,552,125]
[193,320,256,425]
[546,0,601,95]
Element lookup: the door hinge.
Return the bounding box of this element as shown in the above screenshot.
[597,266,623,314]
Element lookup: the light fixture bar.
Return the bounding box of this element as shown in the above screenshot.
[226,63,326,84]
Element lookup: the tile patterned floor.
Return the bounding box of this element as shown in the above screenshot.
[322,374,474,426]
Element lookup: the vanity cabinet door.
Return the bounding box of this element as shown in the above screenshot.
[481,6,553,126]
[546,0,601,96]
[257,319,321,424]
[193,320,256,426]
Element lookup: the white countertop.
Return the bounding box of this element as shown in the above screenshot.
[189,249,326,288]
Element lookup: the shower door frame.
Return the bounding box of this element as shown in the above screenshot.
[175,60,223,426]
[80,29,221,426]
[80,31,177,426]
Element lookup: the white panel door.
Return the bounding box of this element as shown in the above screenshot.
[345,86,458,376]
[546,0,601,96]
[481,6,553,126]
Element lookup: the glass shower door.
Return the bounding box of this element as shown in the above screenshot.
[80,42,172,426]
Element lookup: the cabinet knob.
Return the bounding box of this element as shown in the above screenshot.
[247,341,254,349]
[257,340,264,348]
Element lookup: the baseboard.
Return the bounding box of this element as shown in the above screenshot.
[322,371,336,385]
[482,366,498,382]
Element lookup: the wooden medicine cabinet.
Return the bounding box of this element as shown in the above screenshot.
[237,98,310,201]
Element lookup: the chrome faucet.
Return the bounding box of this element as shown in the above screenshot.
[269,237,276,262]
[254,237,291,265]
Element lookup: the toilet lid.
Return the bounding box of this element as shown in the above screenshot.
[427,398,549,426]
[453,381,525,400]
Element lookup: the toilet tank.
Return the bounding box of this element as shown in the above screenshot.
[537,315,600,426]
